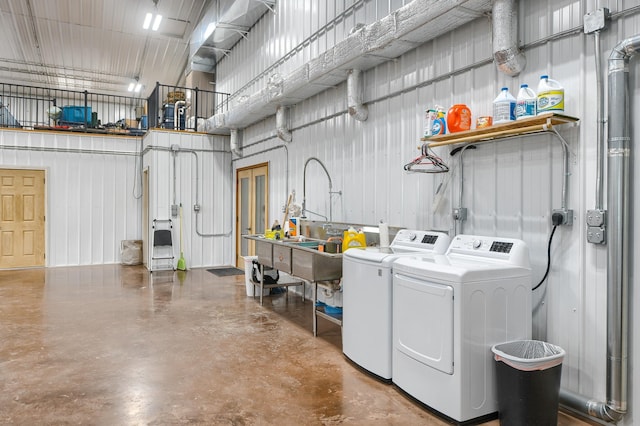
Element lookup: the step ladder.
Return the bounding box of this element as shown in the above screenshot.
[150,219,175,273]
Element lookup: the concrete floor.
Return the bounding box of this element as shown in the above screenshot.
[0,265,592,425]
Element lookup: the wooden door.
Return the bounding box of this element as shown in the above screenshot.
[0,169,45,268]
[236,163,268,268]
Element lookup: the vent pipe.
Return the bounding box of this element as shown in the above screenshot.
[230,129,242,157]
[347,69,368,121]
[276,106,292,142]
[559,33,640,424]
[492,0,526,76]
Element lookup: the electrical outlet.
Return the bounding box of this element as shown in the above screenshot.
[552,209,573,226]
[587,226,606,244]
[452,207,467,221]
[586,209,606,227]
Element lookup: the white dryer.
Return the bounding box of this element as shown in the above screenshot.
[342,230,450,381]
[392,234,532,423]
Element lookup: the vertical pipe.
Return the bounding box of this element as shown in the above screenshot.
[605,36,635,417]
[594,31,605,209]
[347,69,368,121]
[560,33,640,424]
[492,0,526,76]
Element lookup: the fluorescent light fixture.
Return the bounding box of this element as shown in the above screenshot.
[152,14,162,31]
[143,13,153,29]
[204,22,216,39]
[134,83,142,93]
[127,82,135,92]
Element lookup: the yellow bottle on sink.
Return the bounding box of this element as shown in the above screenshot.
[342,227,366,252]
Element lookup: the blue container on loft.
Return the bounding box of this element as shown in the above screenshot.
[162,103,185,130]
[61,106,92,125]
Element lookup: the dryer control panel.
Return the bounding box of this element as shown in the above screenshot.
[447,234,530,267]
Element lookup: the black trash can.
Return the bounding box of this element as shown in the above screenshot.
[492,340,565,426]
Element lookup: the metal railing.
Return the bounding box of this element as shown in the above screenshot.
[0,82,229,136]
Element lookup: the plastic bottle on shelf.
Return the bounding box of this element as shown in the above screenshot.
[446,104,472,133]
[431,105,447,135]
[515,84,537,120]
[424,109,437,137]
[537,75,564,115]
[493,87,516,124]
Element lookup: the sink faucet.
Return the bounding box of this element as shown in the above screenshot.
[302,157,341,221]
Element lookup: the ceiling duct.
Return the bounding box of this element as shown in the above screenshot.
[347,69,368,121]
[492,0,526,76]
[190,0,275,73]
[209,0,492,130]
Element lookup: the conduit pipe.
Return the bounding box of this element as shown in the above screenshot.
[230,128,242,157]
[347,69,368,121]
[492,0,526,76]
[276,106,292,142]
[559,33,640,424]
[141,145,233,238]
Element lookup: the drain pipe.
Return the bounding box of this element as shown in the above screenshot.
[560,33,640,424]
[347,69,368,121]
[492,0,526,76]
[276,106,292,142]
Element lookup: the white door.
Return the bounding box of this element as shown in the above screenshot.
[393,272,454,375]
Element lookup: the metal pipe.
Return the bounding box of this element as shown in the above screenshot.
[594,30,605,209]
[551,128,571,211]
[559,33,640,424]
[276,106,292,142]
[347,69,368,121]
[230,128,242,156]
[492,0,526,76]
[142,145,232,238]
[302,157,333,222]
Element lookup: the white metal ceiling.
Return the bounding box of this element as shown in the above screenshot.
[0,0,212,96]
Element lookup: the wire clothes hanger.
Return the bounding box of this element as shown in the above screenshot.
[403,144,449,173]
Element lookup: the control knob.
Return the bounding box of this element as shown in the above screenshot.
[472,239,482,249]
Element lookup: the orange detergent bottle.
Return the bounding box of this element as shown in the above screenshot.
[446,104,472,133]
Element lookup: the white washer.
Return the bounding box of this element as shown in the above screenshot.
[392,234,532,423]
[342,230,450,381]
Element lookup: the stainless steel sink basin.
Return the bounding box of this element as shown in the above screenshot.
[243,235,342,281]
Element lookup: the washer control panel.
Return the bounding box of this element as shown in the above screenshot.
[391,230,450,254]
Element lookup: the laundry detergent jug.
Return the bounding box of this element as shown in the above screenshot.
[493,87,516,124]
[537,75,564,114]
[516,84,537,120]
[446,104,472,133]
[342,227,366,252]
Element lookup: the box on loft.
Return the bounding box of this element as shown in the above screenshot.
[61,106,92,124]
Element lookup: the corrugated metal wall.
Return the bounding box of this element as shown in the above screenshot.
[223,1,640,423]
[142,131,233,269]
[0,129,234,269]
[0,129,141,266]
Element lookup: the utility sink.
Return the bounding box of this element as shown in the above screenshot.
[244,235,342,282]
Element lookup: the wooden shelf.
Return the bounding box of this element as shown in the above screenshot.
[422,113,579,148]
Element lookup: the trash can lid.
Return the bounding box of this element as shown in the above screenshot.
[492,340,565,371]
